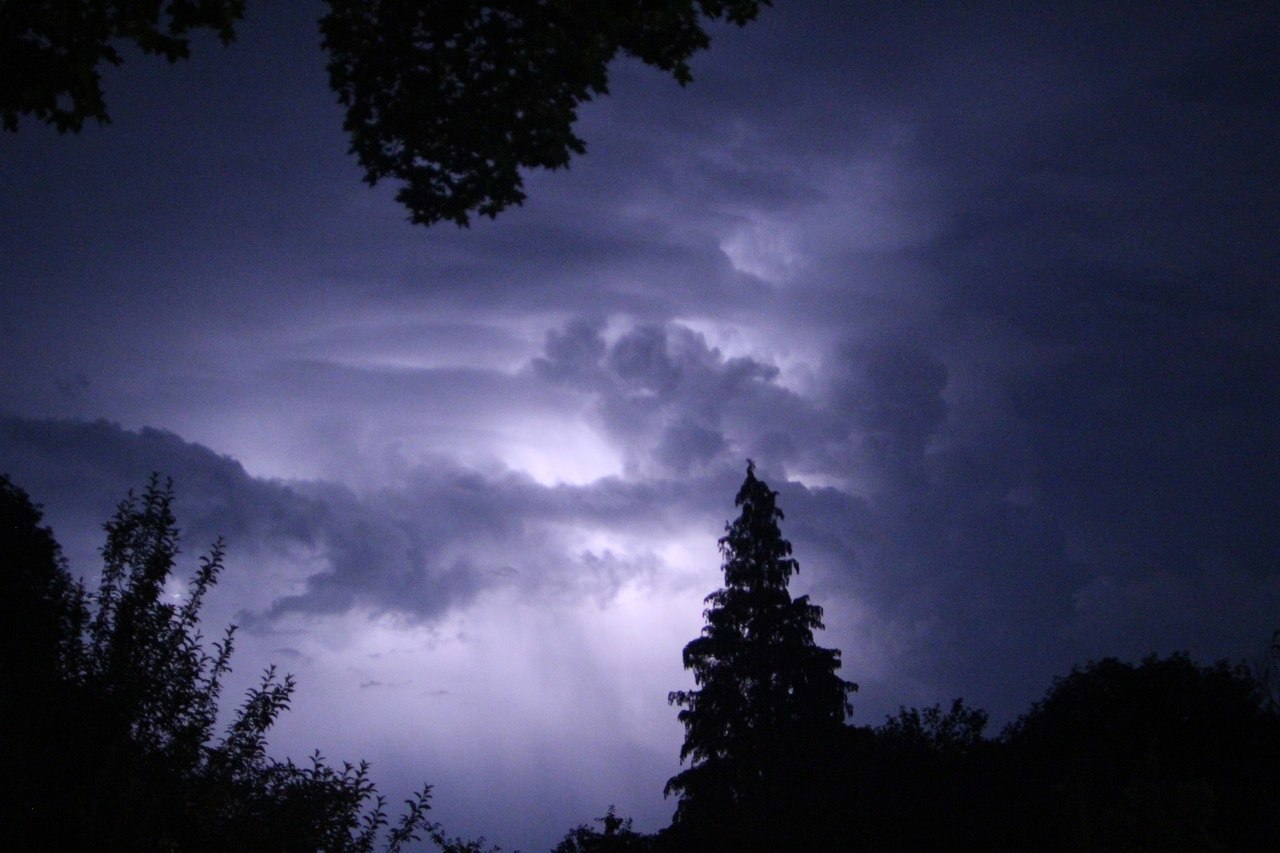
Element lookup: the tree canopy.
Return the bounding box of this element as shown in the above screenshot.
[0,0,244,132]
[6,469,1278,850]
[1,0,772,226]
[995,653,1280,850]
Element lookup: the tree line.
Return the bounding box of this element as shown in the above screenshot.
[3,467,1277,850]
[571,463,1280,851]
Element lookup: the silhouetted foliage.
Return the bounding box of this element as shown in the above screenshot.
[1,475,91,846]
[567,493,1277,853]
[14,472,1279,851]
[0,0,244,132]
[0,474,456,851]
[0,474,86,689]
[2,0,771,226]
[1257,627,1280,713]
[665,461,855,849]
[321,0,770,226]
[814,701,996,852]
[700,656,1280,852]
[554,806,654,852]
[878,698,988,754]
[994,653,1280,851]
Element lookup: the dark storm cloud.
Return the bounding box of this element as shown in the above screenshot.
[521,313,1111,714]
[0,416,738,625]
[0,418,491,622]
[656,417,729,474]
[530,0,1280,699]
[823,343,949,493]
[685,2,1280,707]
[0,416,320,551]
[521,0,1280,703]
[525,270,1278,719]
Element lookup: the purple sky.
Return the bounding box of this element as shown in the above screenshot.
[2,1,1278,849]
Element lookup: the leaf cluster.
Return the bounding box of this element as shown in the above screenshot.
[320,0,772,225]
[554,805,653,852]
[0,0,245,132]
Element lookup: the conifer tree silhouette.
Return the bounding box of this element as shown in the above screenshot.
[666,461,855,837]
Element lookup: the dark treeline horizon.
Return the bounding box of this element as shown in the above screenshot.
[4,468,1278,851]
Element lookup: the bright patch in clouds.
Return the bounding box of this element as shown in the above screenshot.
[719,217,803,283]
[495,411,622,486]
[673,317,822,398]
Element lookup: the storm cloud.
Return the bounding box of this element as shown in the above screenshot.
[2,1,1277,848]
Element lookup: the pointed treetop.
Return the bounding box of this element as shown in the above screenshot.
[721,460,796,590]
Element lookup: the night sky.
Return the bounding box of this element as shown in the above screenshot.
[2,1,1277,849]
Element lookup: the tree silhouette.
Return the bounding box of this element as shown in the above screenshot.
[996,653,1280,851]
[1258,627,1280,712]
[1,474,92,847]
[2,0,772,226]
[828,701,995,851]
[321,0,771,226]
[666,461,855,844]
[0,474,86,692]
[0,473,449,851]
[553,805,653,852]
[0,0,243,132]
